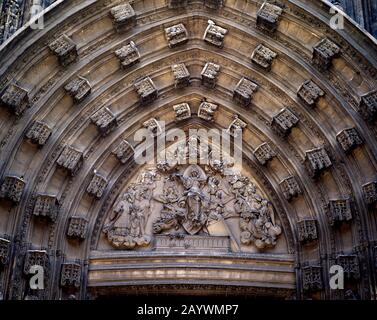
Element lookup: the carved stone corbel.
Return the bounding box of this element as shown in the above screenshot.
[203,20,227,48]
[171,63,191,88]
[64,76,91,103]
[233,77,258,107]
[86,172,108,199]
[201,62,220,88]
[0,175,26,204]
[297,80,325,107]
[336,128,363,153]
[0,237,11,266]
[32,194,59,222]
[359,90,377,121]
[60,262,82,288]
[304,147,332,178]
[204,0,223,9]
[328,198,353,227]
[256,2,283,33]
[198,102,218,121]
[362,181,377,205]
[297,219,318,243]
[115,41,140,68]
[134,77,158,105]
[173,103,191,121]
[56,145,83,176]
[312,38,340,71]
[48,34,78,67]
[302,265,323,292]
[165,23,188,48]
[110,3,136,32]
[67,216,88,240]
[90,107,118,136]
[271,107,299,137]
[0,82,30,116]
[253,143,276,165]
[251,44,277,70]
[25,121,52,147]
[279,176,301,201]
[226,115,247,137]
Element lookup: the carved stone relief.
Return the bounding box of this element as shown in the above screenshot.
[336,128,363,153]
[60,262,81,288]
[171,63,191,88]
[0,175,26,203]
[233,77,258,107]
[226,115,247,137]
[134,77,158,105]
[165,23,188,48]
[112,140,134,164]
[115,41,140,68]
[297,219,318,243]
[328,199,353,227]
[251,44,277,70]
[64,77,91,104]
[87,172,108,199]
[103,159,282,250]
[56,145,83,176]
[25,121,52,147]
[312,38,340,71]
[67,216,88,240]
[256,2,283,33]
[304,148,332,178]
[109,3,136,32]
[271,108,299,137]
[279,176,301,201]
[197,101,218,121]
[201,62,220,88]
[90,107,118,137]
[32,194,59,222]
[48,34,78,67]
[203,20,227,48]
[297,80,325,107]
[253,143,276,166]
[302,265,323,291]
[359,90,377,121]
[173,103,191,121]
[0,82,29,116]
[362,181,377,205]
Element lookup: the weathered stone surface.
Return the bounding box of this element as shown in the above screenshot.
[280,176,301,201]
[298,219,318,242]
[233,77,258,107]
[362,181,377,205]
[56,145,83,176]
[201,62,220,88]
[64,77,91,103]
[254,143,276,165]
[143,118,162,137]
[359,90,377,120]
[154,235,230,252]
[204,0,223,9]
[173,103,191,121]
[60,262,81,288]
[48,34,78,67]
[328,199,353,226]
[171,63,190,88]
[271,108,299,137]
[227,115,247,137]
[112,140,134,164]
[0,82,29,116]
[198,102,218,121]
[302,266,323,291]
[0,237,11,265]
[297,80,325,107]
[312,38,340,71]
[336,127,363,153]
[165,23,188,48]
[251,44,277,70]
[25,121,52,147]
[134,77,158,104]
[0,175,26,203]
[203,20,227,48]
[23,250,49,274]
[336,255,360,280]
[256,2,283,33]
[304,148,332,178]
[90,107,118,136]
[168,0,188,8]
[110,3,136,32]
[32,194,59,222]
[87,172,108,199]
[115,41,140,68]
[67,216,88,239]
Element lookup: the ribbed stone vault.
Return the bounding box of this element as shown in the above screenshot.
[0,0,376,300]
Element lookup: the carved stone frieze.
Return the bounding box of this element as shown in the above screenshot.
[336,255,360,280]
[197,101,218,121]
[48,34,78,67]
[103,163,281,250]
[297,219,318,243]
[256,2,283,33]
[271,108,299,137]
[115,41,140,68]
[226,115,247,137]
[87,172,108,199]
[336,128,363,153]
[165,23,188,48]
[204,0,223,9]
[362,181,377,205]
[304,148,332,178]
[328,199,353,226]
[233,77,258,107]
[90,107,118,136]
[297,80,325,107]
[0,82,29,116]
[23,250,49,275]
[0,175,26,203]
[64,76,91,103]
[25,121,52,147]
[67,216,88,240]
[143,118,162,137]
[302,265,323,291]
[0,237,11,265]
[312,38,340,71]
[279,176,301,201]
[32,194,59,222]
[134,77,158,104]
[56,145,83,176]
[171,63,191,88]
[173,103,191,121]
[201,62,220,88]
[253,143,276,165]
[359,90,377,121]
[109,3,136,32]
[203,20,227,48]
[112,140,134,164]
[251,44,277,70]
[60,262,82,288]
